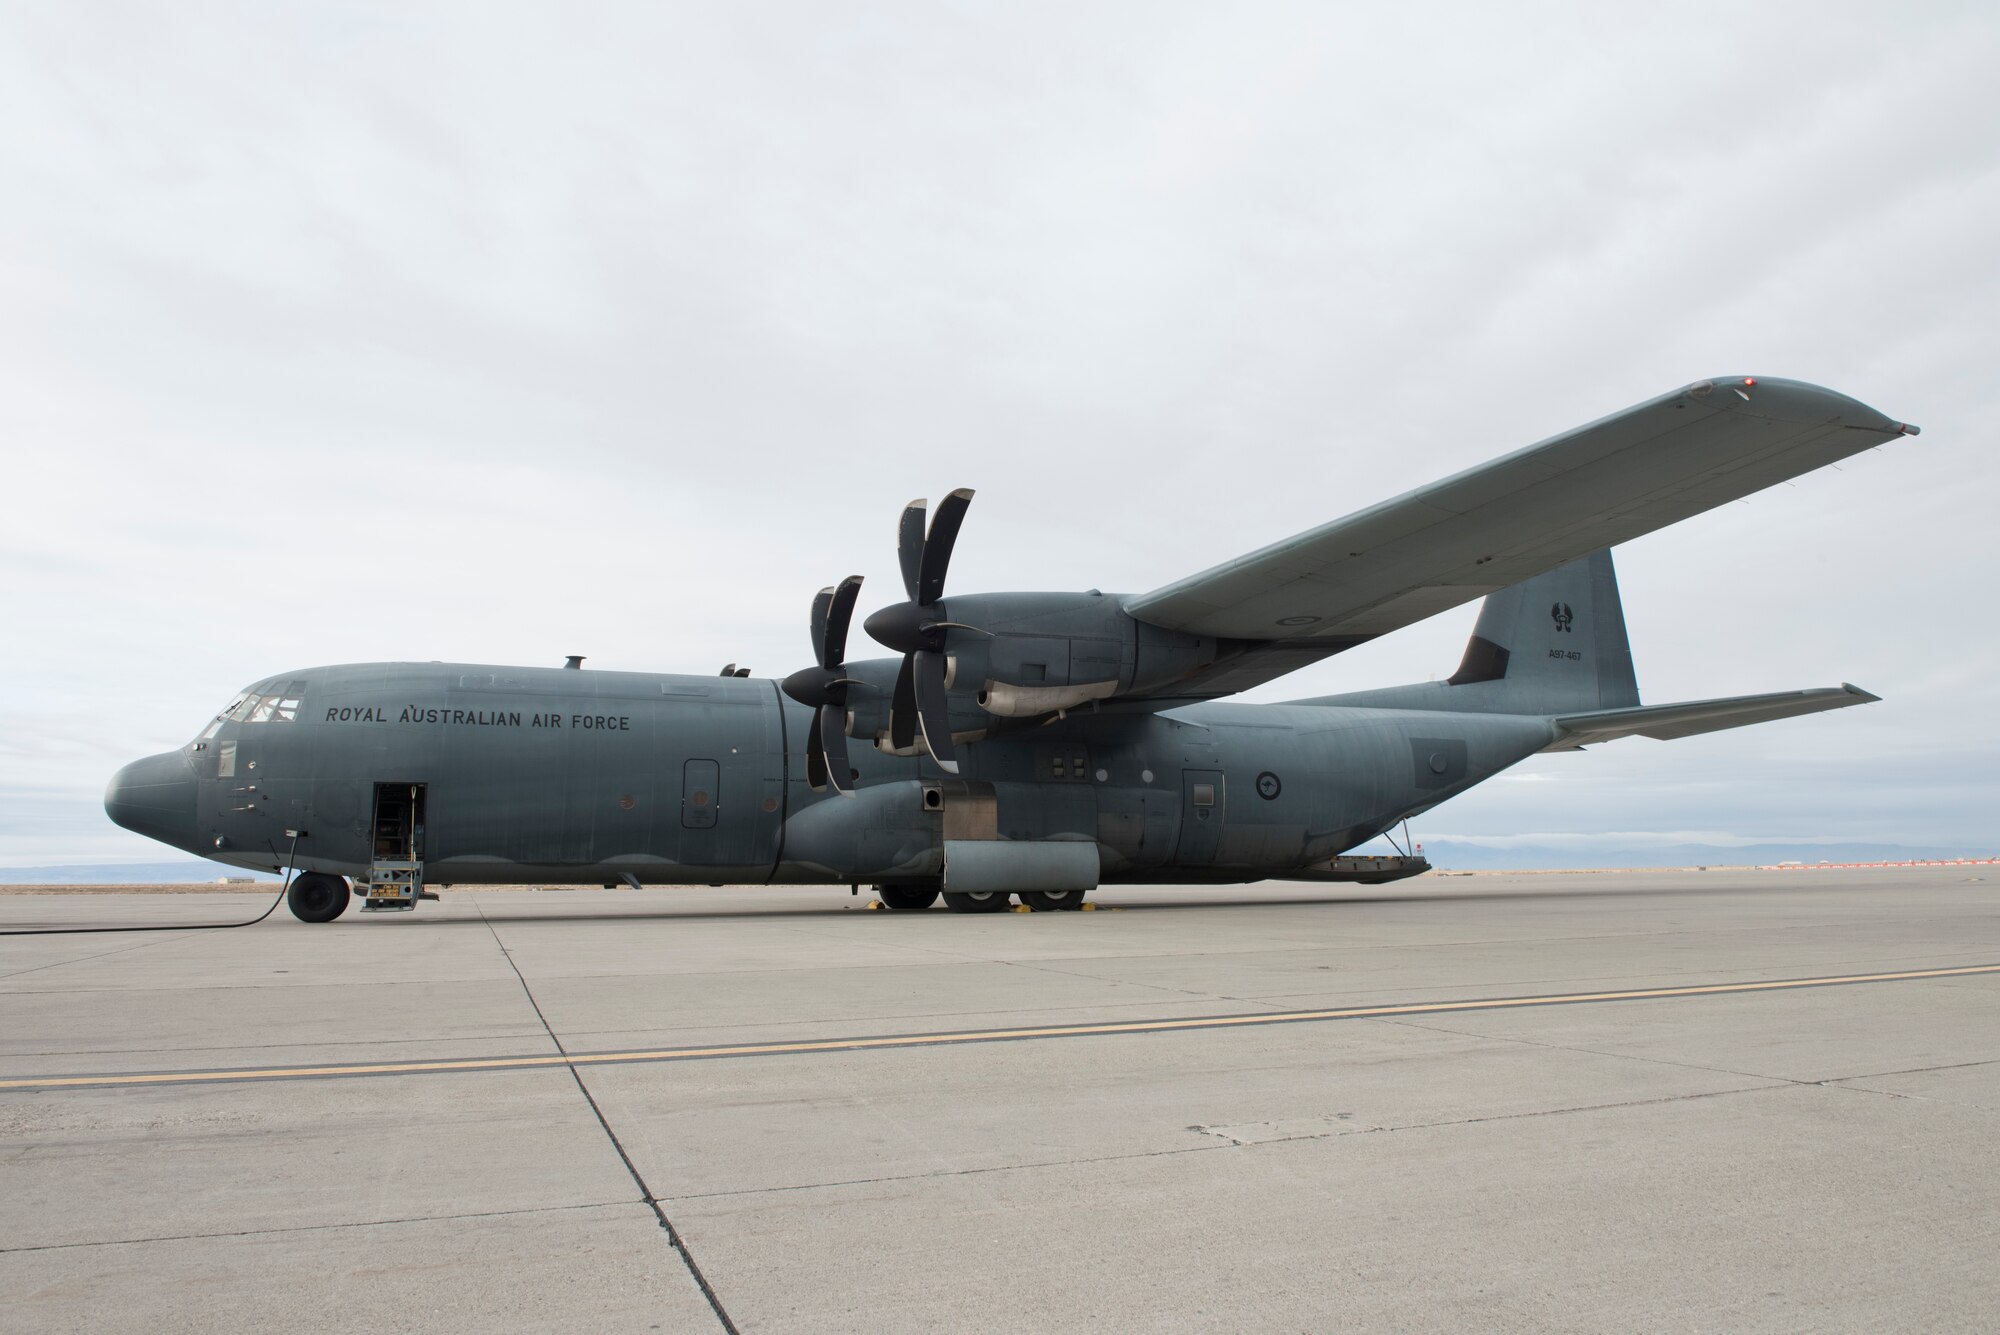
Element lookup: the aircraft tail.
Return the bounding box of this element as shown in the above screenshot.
[1291,549,1640,715]
[1442,548,1640,715]
[1292,548,1881,738]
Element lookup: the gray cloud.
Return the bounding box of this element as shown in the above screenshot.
[2,2,1995,864]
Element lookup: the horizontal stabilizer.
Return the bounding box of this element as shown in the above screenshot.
[1542,684,1879,751]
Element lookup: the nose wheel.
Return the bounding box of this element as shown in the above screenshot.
[287,872,351,923]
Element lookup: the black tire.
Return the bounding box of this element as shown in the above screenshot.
[288,872,351,923]
[877,886,941,911]
[942,890,1013,914]
[1018,889,1088,911]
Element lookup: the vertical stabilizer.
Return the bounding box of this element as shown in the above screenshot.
[1443,549,1639,714]
[1290,548,1641,716]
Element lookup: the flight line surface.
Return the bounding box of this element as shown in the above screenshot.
[3,869,1996,1333]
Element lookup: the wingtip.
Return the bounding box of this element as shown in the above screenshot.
[1842,683,1883,704]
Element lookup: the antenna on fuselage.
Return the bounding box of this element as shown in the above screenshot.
[563,655,585,670]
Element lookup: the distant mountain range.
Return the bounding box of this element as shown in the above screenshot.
[0,859,280,885]
[1387,841,1997,870]
[6,844,1992,885]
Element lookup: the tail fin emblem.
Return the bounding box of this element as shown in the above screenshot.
[1552,602,1574,633]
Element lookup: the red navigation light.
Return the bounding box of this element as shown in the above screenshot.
[1742,377,1757,387]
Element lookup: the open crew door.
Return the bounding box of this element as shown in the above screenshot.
[364,782,426,911]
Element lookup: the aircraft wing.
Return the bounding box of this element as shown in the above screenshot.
[1540,683,1880,751]
[1124,377,1915,651]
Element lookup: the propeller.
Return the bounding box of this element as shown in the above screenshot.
[863,488,976,774]
[780,576,865,795]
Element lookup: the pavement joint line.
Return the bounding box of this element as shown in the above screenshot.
[474,895,741,1335]
[3,961,1996,1093]
[659,1139,1239,1203]
[0,934,188,984]
[0,1199,635,1256]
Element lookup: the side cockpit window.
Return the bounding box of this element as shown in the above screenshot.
[200,695,250,741]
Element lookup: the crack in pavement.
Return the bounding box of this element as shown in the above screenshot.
[657,1083,1802,1205]
[1371,1015,2000,1100]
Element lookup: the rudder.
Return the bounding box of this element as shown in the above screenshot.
[1444,549,1639,714]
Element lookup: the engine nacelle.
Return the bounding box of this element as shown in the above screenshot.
[938,591,1221,715]
[832,591,1226,751]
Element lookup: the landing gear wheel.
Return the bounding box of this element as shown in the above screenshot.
[1018,889,1088,911]
[941,890,1013,914]
[877,886,941,911]
[287,872,351,923]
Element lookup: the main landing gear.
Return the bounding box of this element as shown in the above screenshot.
[288,872,351,923]
[941,890,1011,913]
[886,886,1087,913]
[876,885,941,911]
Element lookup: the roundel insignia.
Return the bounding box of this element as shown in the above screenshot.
[1256,771,1282,800]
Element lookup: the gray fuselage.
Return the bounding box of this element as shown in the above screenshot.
[110,661,1555,889]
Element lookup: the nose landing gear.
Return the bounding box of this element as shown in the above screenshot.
[287,872,351,923]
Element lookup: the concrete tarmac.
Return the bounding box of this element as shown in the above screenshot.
[2,868,1996,1333]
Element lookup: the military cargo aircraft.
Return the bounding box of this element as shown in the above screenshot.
[105,377,1916,921]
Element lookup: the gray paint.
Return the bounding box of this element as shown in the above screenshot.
[1126,377,1909,645]
[102,379,1903,907]
[943,840,1098,893]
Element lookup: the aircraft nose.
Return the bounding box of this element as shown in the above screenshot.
[104,751,199,849]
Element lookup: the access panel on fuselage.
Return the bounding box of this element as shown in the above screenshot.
[1176,769,1225,865]
[650,680,785,874]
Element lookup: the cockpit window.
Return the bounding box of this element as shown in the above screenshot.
[200,690,300,738]
[200,695,250,740]
[246,694,301,723]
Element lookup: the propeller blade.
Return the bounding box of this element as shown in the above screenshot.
[896,500,927,602]
[917,488,974,606]
[890,653,917,751]
[805,707,829,792]
[823,575,863,669]
[819,703,853,796]
[808,586,834,669]
[913,648,959,774]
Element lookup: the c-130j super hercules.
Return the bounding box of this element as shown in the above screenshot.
[107,377,1917,922]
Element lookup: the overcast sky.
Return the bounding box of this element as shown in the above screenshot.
[2,2,1995,867]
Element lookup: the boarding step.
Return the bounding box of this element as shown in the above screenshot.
[361,859,424,912]
[1282,854,1432,885]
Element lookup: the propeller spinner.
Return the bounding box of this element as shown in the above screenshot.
[862,488,975,774]
[780,575,865,795]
